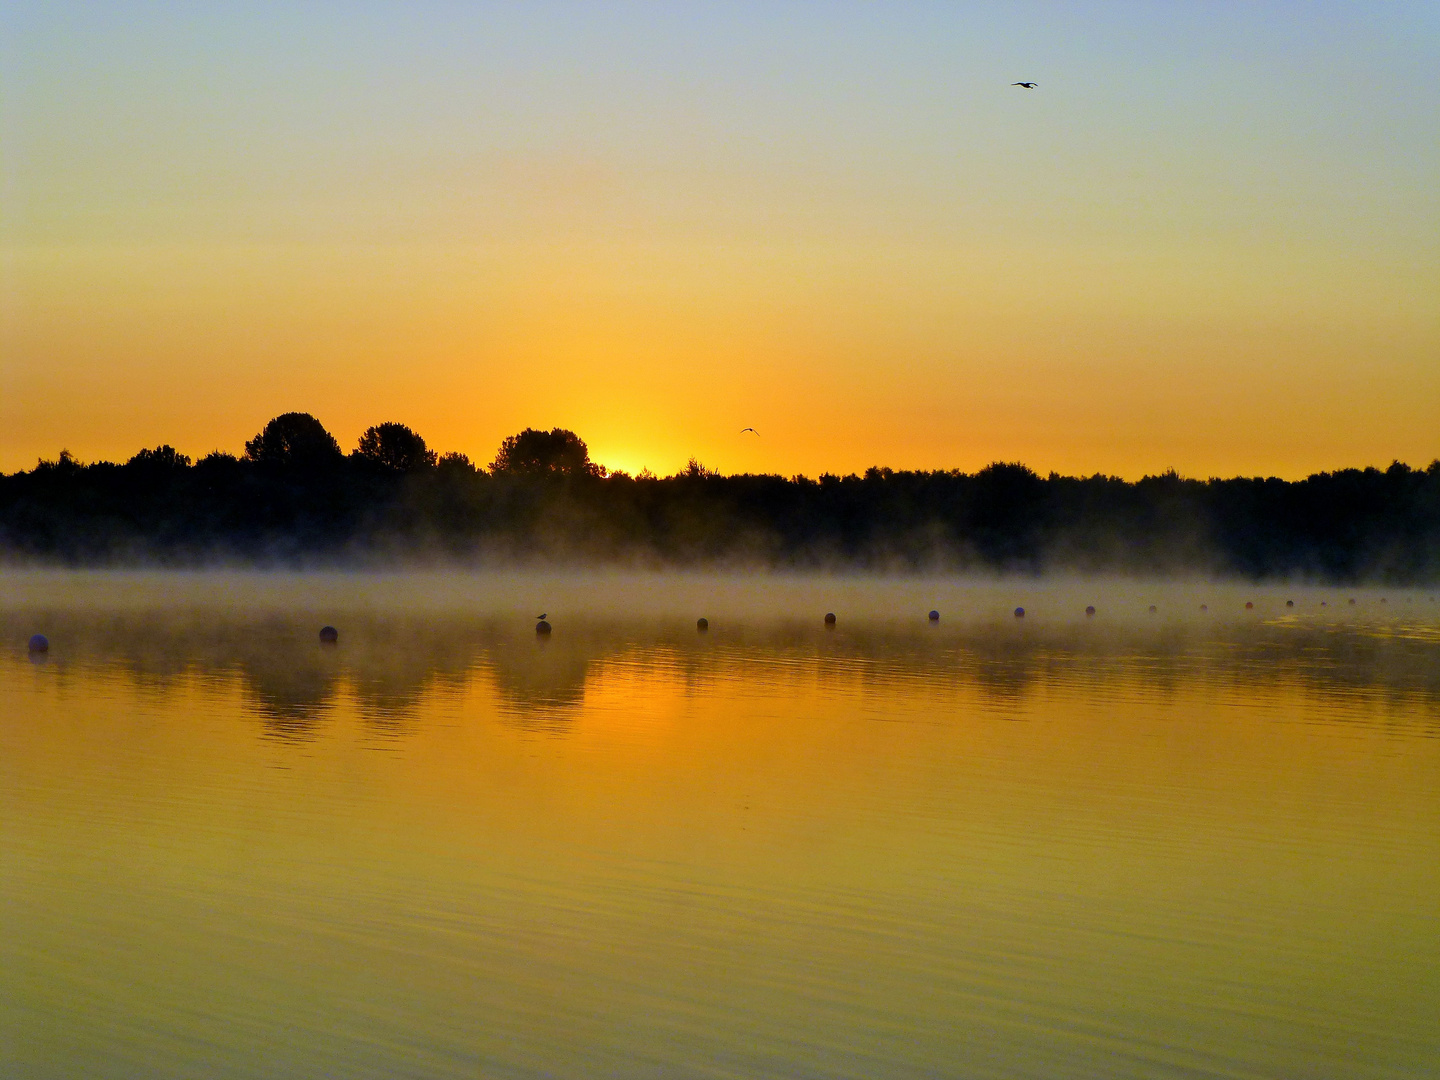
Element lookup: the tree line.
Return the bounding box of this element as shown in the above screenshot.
[2,412,1438,580]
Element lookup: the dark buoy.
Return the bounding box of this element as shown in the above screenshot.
[318,626,338,644]
[1349,598,1356,605]
[824,612,837,627]
[1321,601,1327,607]
[28,634,49,653]
[1245,602,1254,610]
[696,617,709,631]
[928,610,940,622]
[1013,607,1025,618]
[1085,606,1095,616]
[535,619,552,635]
[1200,604,1208,612]
[1148,605,1157,614]
[1380,598,1387,604]
[1286,600,1294,607]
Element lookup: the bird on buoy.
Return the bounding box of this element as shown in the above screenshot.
[1085,606,1095,616]
[1014,607,1025,618]
[28,634,49,653]
[319,626,338,644]
[697,617,709,631]
[824,612,837,627]
[928,610,940,622]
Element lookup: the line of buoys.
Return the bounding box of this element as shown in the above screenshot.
[1014,607,1025,618]
[28,634,49,653]
[697,618,709,631]
[928,610,940,622]
[824,612,837,627]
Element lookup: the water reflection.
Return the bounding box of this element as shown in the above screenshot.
[5,610,1440,740]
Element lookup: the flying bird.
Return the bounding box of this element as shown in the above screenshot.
[740,427,759,436]
[1012,82,1037,89]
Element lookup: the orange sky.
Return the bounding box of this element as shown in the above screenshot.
[2,5,1437,478]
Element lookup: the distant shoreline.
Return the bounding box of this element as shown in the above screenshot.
[4,455,1437,583]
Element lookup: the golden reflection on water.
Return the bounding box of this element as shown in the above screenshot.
[2,578,1439,1079]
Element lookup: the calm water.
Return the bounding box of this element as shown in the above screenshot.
[2,572,1438,1079]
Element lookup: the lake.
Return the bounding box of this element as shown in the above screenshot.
[2,571,1437,1079]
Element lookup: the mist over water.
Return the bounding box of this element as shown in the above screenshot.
[3,571,1438,1079]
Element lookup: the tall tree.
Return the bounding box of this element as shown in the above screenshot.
[244,413,342,468]
[355,423,437,471]
[490,428,597,476]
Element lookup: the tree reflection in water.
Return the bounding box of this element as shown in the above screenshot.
[3,608,1438,741]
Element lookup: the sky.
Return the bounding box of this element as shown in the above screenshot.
[1,2,1436,479]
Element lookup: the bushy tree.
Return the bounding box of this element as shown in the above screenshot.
[244,413,342,468]
[490,428,598,476]
[126,445,192,470]
[354,423,436,471]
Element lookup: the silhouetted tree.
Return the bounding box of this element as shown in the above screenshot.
[243,413,342,468]
[490,428,598,476]
[436,451,477,473]
[354,423,436,471]
[126,445,192,470]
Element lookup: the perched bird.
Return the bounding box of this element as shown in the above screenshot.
[535,614,547,620]
[1012,82,1037,89]
[740,427,759,436]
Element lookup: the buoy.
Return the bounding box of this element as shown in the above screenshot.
[318,626,338,644]
[1148,605,1157,614]
[928,610,940,622]
[28,634,49,653]
[1380,598,1387,604]
[1245,602,1254,610]
[1085,606,1095,616]
[1014,607,1025,618]
[696,617,709,631]
[1200,604,1208,612]
[824,613,837,626]
[1349,598,1356,605]
[1321,601,1327,607]
[536,620,552,635]
[1286,600,1294,607]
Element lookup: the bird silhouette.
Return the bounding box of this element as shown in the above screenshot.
[535,613,547,620]
[1012,82,1037,89]
[740,427,759,436]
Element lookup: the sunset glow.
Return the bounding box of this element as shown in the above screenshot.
[3,4,1437,477]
